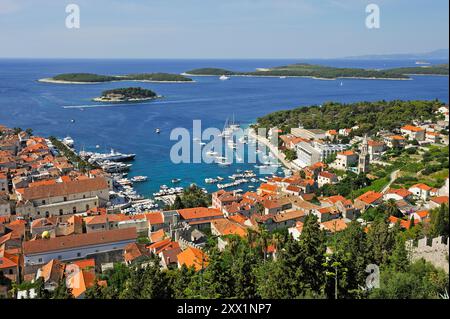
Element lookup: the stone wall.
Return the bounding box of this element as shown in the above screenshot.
[406,236,449,273]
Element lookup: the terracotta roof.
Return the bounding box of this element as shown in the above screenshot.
[318,171,337,179]
[321,219,348,232]
[338,150,355,156]
[431,196,449,205]
[258,183,278,193]
[0,256,18,269]
[67,268,96,298]
[178,207,223,221]
[410,183,432,191]
[386,188,412,198]
[356,191,383,205]
[123,242,150,263]
[150,229,166,243]
[415,210,429,218]
[368,140,385,147]
[177,247,208,271]
[145,212,164,225]
[324,195,347,204]
[211,219,247,237]
[23,228,137,255]
[286,185,301,193]
[38,259,65,283]
[401,125,425,132]
[22,177,108,200]
[272,210,305,222]
[84,214,126,225]
[389,135,406,140]
[70,258,96,270]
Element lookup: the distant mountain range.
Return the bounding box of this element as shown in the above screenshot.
[343,49,449,60]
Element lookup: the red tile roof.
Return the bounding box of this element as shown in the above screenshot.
[23,228,137,255]
[356,191,383,205]
[177,207,223,221]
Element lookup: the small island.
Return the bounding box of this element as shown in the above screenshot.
[185,63,449,80]
[39,72,194,84]
[93,87,159,103]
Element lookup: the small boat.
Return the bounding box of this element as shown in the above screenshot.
[131,176,148,183]
[155,128,161,134]
[62,136,74,148]
[172,178,181,184]
[70,119,75,123]
[219,75,230,81]
[95,145,100,149]
[206,150,218,156]
[279,76,287,79]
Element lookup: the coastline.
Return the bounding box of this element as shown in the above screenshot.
[92,95,162,103]
[182,73,413,81]
[38,78,195,84]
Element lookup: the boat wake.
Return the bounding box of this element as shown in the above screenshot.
[62,98,217,109]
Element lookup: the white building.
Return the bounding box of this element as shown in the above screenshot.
[291,128,326,140]
[23,228,137,270]
[295,141,349,167]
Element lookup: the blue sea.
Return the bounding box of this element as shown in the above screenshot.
[0,59,448,197]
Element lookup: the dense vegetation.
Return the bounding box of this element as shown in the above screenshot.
[49,137,98,172]
[387,64,449,76]
[167,184,212,210]
[48,72,193,83]
[100,87,157,100]
[52,73,117,82]
[185,63,449,79]
[24,212,448,299]
[123,73,193,82]
[256,100,443,135]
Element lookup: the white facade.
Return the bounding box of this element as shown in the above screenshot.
[24,239,135,267]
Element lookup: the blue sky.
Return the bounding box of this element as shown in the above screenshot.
[0,0,448,58]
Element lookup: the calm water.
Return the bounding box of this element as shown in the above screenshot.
[0,59,448,197]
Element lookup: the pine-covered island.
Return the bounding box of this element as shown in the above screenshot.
[39,72,194,84]
[93,87,159,103]
[185,63,449,80]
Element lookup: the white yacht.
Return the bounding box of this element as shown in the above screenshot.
[219,75,230,80]
[62,136,74,148]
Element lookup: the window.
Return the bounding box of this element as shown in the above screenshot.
[64,197,67,202]
[38,258,42,263]
[86,204,90,210]
[45,211,49,218]
[58,255,62,260]
[73,207,76,214]
[77,252,81,257]
[42,200,46,205]
[37,211,40,215]
[83,195,86,199]
[59,209,63,216]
